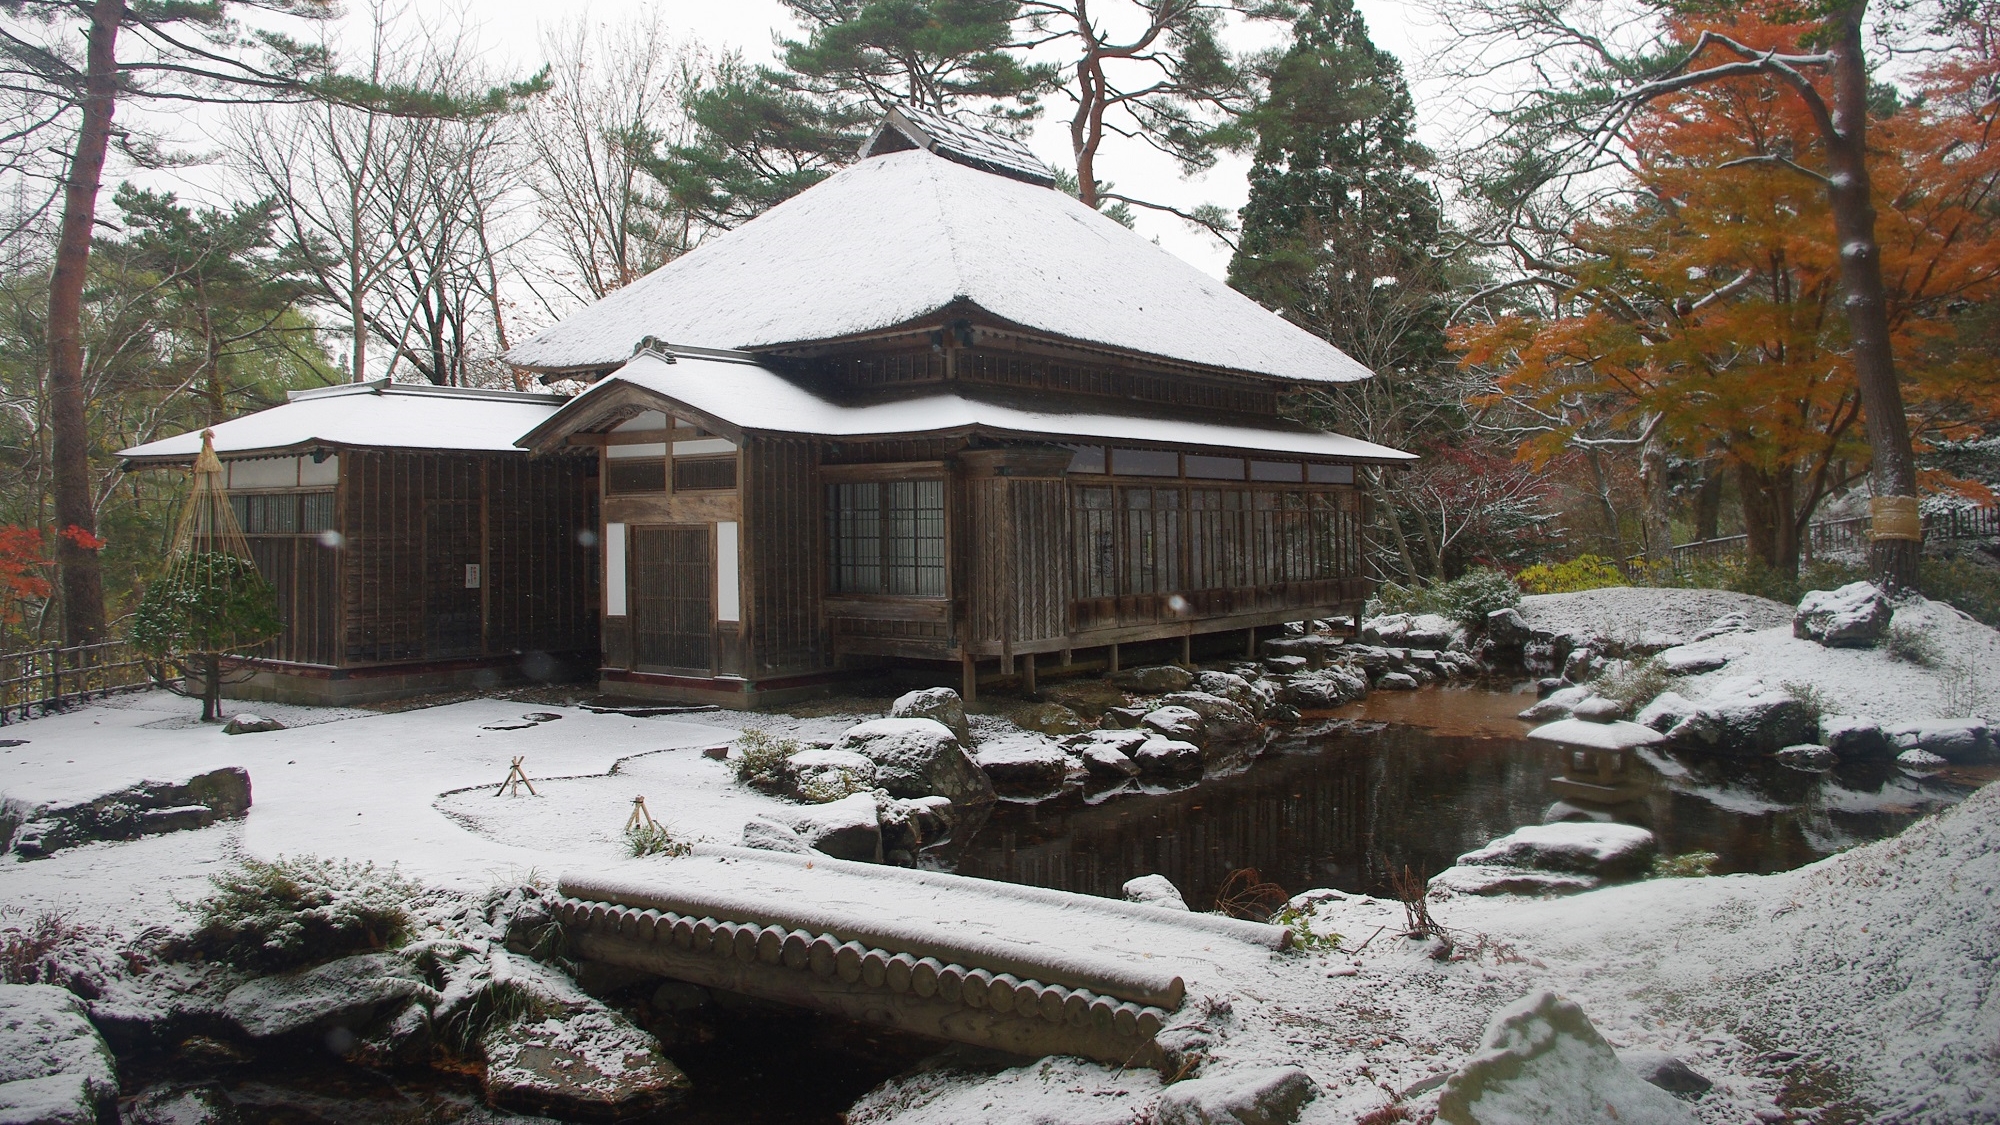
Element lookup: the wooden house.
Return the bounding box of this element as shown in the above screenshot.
[506,106,1414,707]
[119,380,599,704]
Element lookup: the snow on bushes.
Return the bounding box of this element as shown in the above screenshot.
[179,855,420,971]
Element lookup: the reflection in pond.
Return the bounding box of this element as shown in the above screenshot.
[948,683,1984,910]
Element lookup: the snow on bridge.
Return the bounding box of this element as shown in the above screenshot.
[556,846,1292,1066]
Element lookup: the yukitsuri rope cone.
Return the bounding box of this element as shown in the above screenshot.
[131,431,282,720]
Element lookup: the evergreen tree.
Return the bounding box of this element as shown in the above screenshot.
[659,0,1055,229]
[1227,0,1445,378]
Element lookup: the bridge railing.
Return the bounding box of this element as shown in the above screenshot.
[0,641,154,725]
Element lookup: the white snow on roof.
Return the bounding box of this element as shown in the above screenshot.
[859,104,1056,186]
[118,379,565,461]
[532,352,1413,461]
[505,148,1373,384]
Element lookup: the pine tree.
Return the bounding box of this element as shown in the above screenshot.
[659,0,1055,229]
[1227,0,1445,378]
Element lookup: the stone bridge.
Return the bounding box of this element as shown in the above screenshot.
[556,846,1292,1068]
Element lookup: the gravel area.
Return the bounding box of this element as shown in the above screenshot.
[1517,587,1792,645]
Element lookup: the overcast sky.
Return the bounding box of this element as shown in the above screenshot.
[154,0,1447,282]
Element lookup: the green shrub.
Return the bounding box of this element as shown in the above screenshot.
[1886,623,1941,666]
[131,551,284,721]
[626,822,693,858]
[1921,556,2000,628]
[1269,904,1343,952]
[1366,568,1521,626]
[1781,680,1835,725]
[796,767,873,804]
[1652,851,1719,878]
[733,728,802,791]
[1516,555,1626,595]
[1593,658,1673,714]
[181,855,418,971]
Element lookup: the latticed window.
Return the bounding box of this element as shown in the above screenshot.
[827,480,946,596]
[231,492,334,535]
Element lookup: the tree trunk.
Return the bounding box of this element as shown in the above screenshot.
[1639,422,1673,564]
[1584,447,1626,561]
[1737,462,1802,577]
[45,0,125,647]
[201,653,221,722]
[1824,5,1921,589]
[1693,466,1724,540]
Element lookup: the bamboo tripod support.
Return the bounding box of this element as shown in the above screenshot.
[496,756,537,797]
[625,795,658,832]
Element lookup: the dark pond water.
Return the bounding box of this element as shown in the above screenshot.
[948,681,1989,911]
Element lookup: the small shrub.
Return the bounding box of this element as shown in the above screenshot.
[181,855,418,972]
[1939,659,1992,719]
[0,910,85,984]
[733,728,803,791]
[1516,555,1625,595]
[625,822,693,858]
[1594,658,1673,714]
[1652,851,1719,879]
[1886,623,1941,666]
[1366,568,1521,626]
[1269,904,1343,952]
[796,768,873,804]
[1781,680,1835,725]
[1213,868,1289,920]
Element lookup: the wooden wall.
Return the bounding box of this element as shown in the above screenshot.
[340,450,597,669]
[742,437,827,675]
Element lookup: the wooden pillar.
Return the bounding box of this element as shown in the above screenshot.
[961,653,977,703]
[1107,643,1120,673]
[1179,634,1192,665]
[1060,648,1073,667]
[1244,627,1258,658]
[1021,652,1036,696]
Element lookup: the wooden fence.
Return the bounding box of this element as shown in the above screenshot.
[0,641,154,726]
[1663,506,1997,573]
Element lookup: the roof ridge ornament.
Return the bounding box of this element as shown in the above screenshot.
[634,336,677,363]
[859,104,1057,188]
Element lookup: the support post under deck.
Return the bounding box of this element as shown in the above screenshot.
[961,653,977,703]
[1021,652,1036,696]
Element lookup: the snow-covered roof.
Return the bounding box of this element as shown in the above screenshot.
[504,147,1374,385]
[858,104,1055,186]
[522,351,1413,462]
[118,379,566,463]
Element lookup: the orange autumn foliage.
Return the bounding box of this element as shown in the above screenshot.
[1456,7,2000,570]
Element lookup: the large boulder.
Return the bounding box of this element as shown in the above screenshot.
[1193,671,1270,719]
[890,687,971,744]
[1133,738,1203,777]
[0,984,119,1125]
[1276,666,1368,710]
[1820,715,1892,760]
[1155,1065,1316,1125]
[759,792,885,863]
[1518,684,1594,723]
[834,719,993,804]
[1793,581,1893,647]
[481,1007,689,1120]
[1436,991,1696,1125]
[1141,705,1206,746]
[1258,635,1343,668]
[221,952,437,1041]
[784,748,877,800]
[221,714,284,735]
[1654,646,1731,676]
[1456,823,1657,880]
[1008,702,1084,737]
[1429,865,1601,898]
[973,734,1074,795]
[1485,607,1532,647]
[1111,664,1195,694]
[1884,719,1993,764]
[1635,678,1815,757]
[1068,729,1149,780]
[1157,692,1261,755]
[1365,612,1458,650]
[10,767,252,859]
[1377,672,1420,691]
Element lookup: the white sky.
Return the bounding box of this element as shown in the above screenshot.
[141,0,1447,283]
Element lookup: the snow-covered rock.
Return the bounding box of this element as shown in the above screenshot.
[1526,718,1662,753]
[1111,665,1194,694]
[1154,1065,1315,1125]
[1486,607,1532,646]
[1457,823,1657,879]
[1896,748,1948,773]
[973,734,1073,795]
[1793,582,1893,647]
[1428,865,1602,898]
[1276,666,1367,710]
[890,687,970,744]
[1620,1050,1713,1097]
[741,817,813,854]
[1570,696,1624,723]
[1775,743,1836,771]
[0,984,118,1125]
[785,748,877,795]
[1364,612,1459,650]
[1259,635,1344,667]
[1820,715,1891,760]
[1377,671,1420,691]
[9,767,252,859]
[221,952,436,1041]
[125,1081,239,1125]
[1435,990,1697,1125]
[222,714,283,735]
[1194,671,1271,719]
[481,1007,689,1120]
[834,718,993,804]
[1519,684,1593,722]
[1158,692,1260,753]
[1637,677,1815,757]
[1884,719,1993,764]
[1079,743,1140,780]
[1141,705,1206,745]
[1263,655,1308,675]
[1133,738,1202,776]
[1008,701,1083,736]
[1121,874,1188,911]
[1654,646,1730,676]
[762,792,885,862]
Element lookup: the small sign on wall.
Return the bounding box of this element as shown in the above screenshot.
[464,563,482,589]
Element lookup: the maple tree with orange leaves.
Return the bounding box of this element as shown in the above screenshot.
[1456,7,2000,576]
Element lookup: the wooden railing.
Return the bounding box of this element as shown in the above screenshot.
[0,641,154,726]
[1660,506,1997,573]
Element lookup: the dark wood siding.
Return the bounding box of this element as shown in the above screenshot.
[243,536,341,665]
[743,437,826,675]
[487,454,598,657]
[631,527,712,671]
